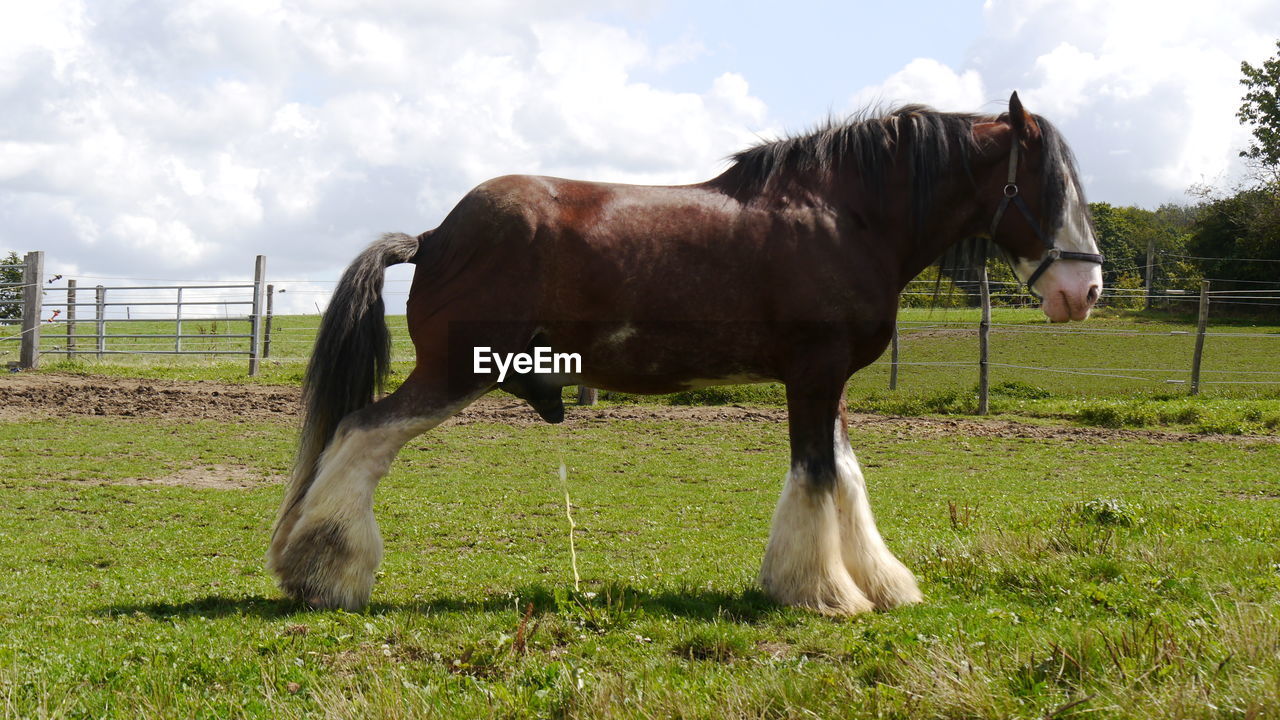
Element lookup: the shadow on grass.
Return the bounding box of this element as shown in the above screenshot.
[98,583,786,624]
[97,594,311,620]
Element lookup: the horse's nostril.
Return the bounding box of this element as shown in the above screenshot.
[1087,285,1100,304]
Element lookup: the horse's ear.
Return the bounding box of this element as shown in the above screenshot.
[1008,91,1040,141]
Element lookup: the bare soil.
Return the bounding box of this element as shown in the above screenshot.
[3,372,1269,447]
[112,464,284,490]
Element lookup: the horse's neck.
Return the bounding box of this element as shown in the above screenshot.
[827,173,984,294]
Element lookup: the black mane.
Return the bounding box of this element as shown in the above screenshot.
[719,104,1086,245]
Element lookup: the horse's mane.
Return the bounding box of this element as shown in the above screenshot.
[720,104,1086,248]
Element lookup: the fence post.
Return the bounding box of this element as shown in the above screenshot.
[577,386,598,406]
[1190,280,1210,395]
[263,284,274,359]
[175,287,183,353]
[977,264,991,415]
[889,317,900,390]
[66,280,76,358]
[248,255,266,376]
[95,286,105,358]
[1144,236,1155,311]
[18,251,44,370]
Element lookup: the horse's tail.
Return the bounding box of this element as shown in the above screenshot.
[269,231,420,555]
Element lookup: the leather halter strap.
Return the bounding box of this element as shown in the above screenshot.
[989,135,1104,299]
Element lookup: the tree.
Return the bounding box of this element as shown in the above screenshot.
[1148,203,1201,293]
[1238,39,1280,175]
[0,251,22,322]
[1175,44,1280,301]
[1087,201,1203,307]
[1090,202,1142,286]
[1188,187,1280,287]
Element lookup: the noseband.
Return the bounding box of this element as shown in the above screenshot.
[988,136,1104,299]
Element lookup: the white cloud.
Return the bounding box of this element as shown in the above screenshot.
[9,0,1269,303]
[849,58,986,113]
[973,0,1279,206]
[0,1,768,291]
[109,214,207,266]
[849,1,1278,207]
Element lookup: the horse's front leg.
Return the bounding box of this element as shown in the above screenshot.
[760,370,921,614]
[760,373,874,615]
[832,404,922,610]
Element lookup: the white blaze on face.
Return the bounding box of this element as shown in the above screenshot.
[1011,170,1104,323]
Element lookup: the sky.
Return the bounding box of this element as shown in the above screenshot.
[1,0,1278,314]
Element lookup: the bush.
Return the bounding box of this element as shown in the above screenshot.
[1077,403,1156,428]
[1194,416,1252,435]
[990,380,1051,399]
[1105,273,1146,310]
[666,385,785,406]
[848,389,978,416]
[0,250,22,321]
[1074,499,1141,527]
[899,265,971,309]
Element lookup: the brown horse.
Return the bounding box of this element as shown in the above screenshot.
[267,92,1103,614]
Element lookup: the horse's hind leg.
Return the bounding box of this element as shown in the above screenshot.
[268,372,487,610]
[832,403,922,610]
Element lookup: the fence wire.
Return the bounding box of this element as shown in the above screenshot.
[5,258,1279,395]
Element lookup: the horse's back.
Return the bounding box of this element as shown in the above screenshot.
[459,174,737,233]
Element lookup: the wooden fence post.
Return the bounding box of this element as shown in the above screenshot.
[1144,236,1156,311]
[889,317,900,390]
[18,251,43,370]
[248,255,266,376]
[977,264,991,415]
[263,284,274,359]
[577,386,598,406]
[66,280,76,358]
[95,286,105,358]
[1190,280,1210,395]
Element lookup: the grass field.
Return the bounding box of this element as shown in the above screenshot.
[2,307,1279,717]
[1,411,1278,718]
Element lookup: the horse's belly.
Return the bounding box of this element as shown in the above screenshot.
[575,372,773,396]
[543,322,778,394]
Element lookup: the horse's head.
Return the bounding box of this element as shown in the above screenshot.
[977,92,1103,323]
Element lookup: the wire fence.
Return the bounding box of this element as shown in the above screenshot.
[3,252,269,374]
[876,315,1280,388]
[3,253,1278,402]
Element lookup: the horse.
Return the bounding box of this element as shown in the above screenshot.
[266,92,1104,614]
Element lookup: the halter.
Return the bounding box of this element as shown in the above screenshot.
[988,136,1104,299]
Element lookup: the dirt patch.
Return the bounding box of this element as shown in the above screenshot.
[112,464,284,490]
[899,327,977,340]
[1221,492,1280,501]
[1,372,1273,446]
[0,373,298,422]
[42,463,285,490]
[454,397,787,428]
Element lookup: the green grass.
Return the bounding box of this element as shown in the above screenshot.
[0,414,1277,718]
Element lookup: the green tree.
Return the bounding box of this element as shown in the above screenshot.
[1148,203,1201,293]
[1188,187,1280,286]
[0,251,22,321]
[1090,202,1141,286]
[1238,39,1280,174]
[1091,204,1181,280]
[1089,201,1203,304]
